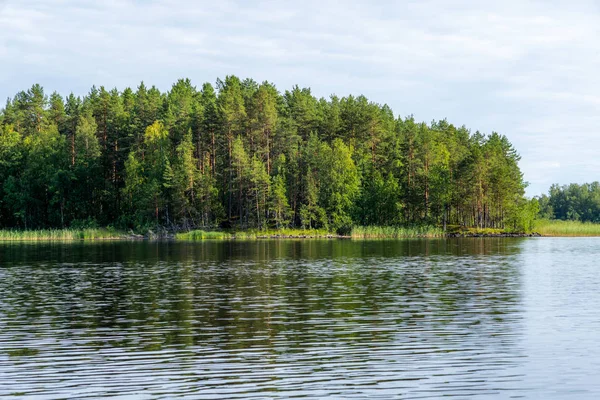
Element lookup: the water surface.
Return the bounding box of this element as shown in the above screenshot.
[0,238,599,398]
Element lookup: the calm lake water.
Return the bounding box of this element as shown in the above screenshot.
[1,238,599,399]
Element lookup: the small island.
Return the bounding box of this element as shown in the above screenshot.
[0,78,596,240]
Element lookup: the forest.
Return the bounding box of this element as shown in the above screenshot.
[537,183,600,222]
[0,77,537,234]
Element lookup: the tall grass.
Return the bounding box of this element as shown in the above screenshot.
[235,228,332,238]
[445,225,512,235]
[0,228,124,241]
[351,225,445,238]
[175,228,333,241]
[534,219,600,236]
[175,230,232,240]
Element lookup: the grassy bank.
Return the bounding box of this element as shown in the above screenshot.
[533,219,600,237]
[350,225,445,238]
[446,225,517,236]
[175,228,332,240]
[174,230,232,240]
[177,226,446,240]
[6,221,599,242]
[0,228,125,241]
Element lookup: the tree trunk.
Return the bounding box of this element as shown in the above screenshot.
[266,127,271,175]
[71,134,76,166]
[228,128,233,222]
[211,129,216,177]
[424,156,429,219]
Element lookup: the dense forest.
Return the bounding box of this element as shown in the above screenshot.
[537,183,600,222]
[0,77,536,233]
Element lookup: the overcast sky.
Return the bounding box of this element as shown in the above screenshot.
[1,0,599,196]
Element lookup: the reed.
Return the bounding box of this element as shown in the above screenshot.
[175,230,232,240]
[175,228,332,240]
[533,219,600,237]
[351,225,445,238]
[235,228,332,238]
[0,228,123,241]
[446,225,511,235]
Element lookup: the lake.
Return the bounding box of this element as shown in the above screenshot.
[1,238,599,398]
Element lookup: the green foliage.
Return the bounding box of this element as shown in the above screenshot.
[249,155,270,229]
[319,139,360,232]
[539,182,600,222]
[0,228,123,241]
[175,228,332,240]
[356,169,402,226]
[505,198,539,233]
[175,230,232,240]
[445,225,507,236]
[351,225,444,238]
[534,219,600,236]
[0,78,531,233]
[271,173,291,228]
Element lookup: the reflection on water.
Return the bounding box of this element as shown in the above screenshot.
[0,238,597,398]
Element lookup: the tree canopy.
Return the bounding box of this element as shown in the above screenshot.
[537,182,600,223]
[0,77,532,233]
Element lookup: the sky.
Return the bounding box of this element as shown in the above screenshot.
[1,0,599,196]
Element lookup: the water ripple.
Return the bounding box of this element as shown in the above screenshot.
[0,239,599,398]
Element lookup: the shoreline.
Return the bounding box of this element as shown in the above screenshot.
[6,223,600,241]
[0,230,554,242]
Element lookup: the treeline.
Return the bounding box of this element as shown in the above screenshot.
[538,183,600,222]
[0,77,534,233]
